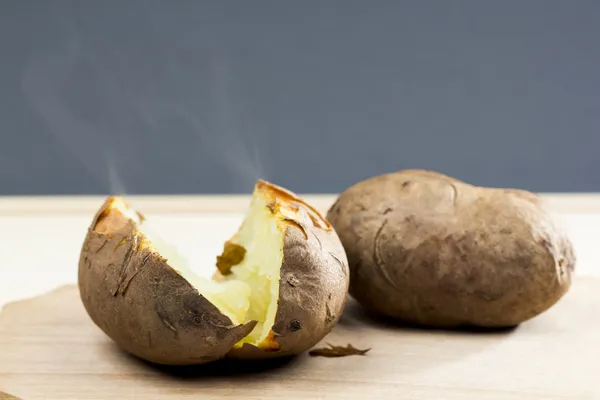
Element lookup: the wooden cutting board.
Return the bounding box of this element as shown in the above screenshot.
[0,278,598,400]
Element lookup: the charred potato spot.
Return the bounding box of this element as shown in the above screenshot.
[327,169,575,329]
[215,241,247,275]
[307,212,330,230]
[93,197,139,235]
[288,319,302,332]
[257,179,332,231]
[79,180,349,365]
[258,330,282,352]
[266,200,279,214]
[94,210,126,236]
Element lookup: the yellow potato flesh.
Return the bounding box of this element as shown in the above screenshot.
[118,196,284,348]
[226,196,283,345]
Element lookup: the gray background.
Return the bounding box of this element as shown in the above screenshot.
[1,1,598,195]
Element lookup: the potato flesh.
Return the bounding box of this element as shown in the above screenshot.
[138,195,283,347]
[226,197,283,345]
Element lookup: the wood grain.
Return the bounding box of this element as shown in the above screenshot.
[0,278,598,399]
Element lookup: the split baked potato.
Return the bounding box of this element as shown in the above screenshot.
[327,169,575,328]
[78,180,349,365]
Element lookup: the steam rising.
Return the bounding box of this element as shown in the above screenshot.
[164,51,269,193]
[105,152,126,196]
[21,22,268,194]
[21,35,114,191]
[208,52,268,192]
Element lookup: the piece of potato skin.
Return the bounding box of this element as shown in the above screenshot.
[78,198,257,366]
[227,181,350,359]
[326,169,576,328]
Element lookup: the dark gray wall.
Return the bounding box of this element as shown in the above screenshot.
[1,1,599,195]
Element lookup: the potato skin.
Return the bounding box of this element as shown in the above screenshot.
[228,185,350,359]
[78,199,256,366]
[326,169,576,328]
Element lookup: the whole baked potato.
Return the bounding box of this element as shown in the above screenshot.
[78,180,349,365]
[326,169,575,328]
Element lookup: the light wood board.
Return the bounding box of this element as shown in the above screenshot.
[0,278,598,399]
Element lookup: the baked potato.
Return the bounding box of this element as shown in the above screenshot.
[78,180,349,365]
[326,169,575,328]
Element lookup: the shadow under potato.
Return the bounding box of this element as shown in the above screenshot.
[339,298,518,335]
[122,349,300,380]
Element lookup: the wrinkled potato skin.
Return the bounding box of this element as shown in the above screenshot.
[228,183,350,359]
[78,199,256,366]
[326,169,575,328]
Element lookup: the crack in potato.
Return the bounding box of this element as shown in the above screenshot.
[119,253,152,296]
[450,181,459,207]
[329,252,347,276]
[284,218,309,240]
[312,230,323,250]
[373,218,401,291]
[112,236,139,296]
[156,310,178,336]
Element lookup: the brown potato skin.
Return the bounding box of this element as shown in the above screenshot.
[227,221,349,359]
[326,169,576,328]
[78,199,256,366]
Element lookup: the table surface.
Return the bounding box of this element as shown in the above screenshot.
[2,278,599,400]
[1,193,600,399]
[1,193,599,310]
